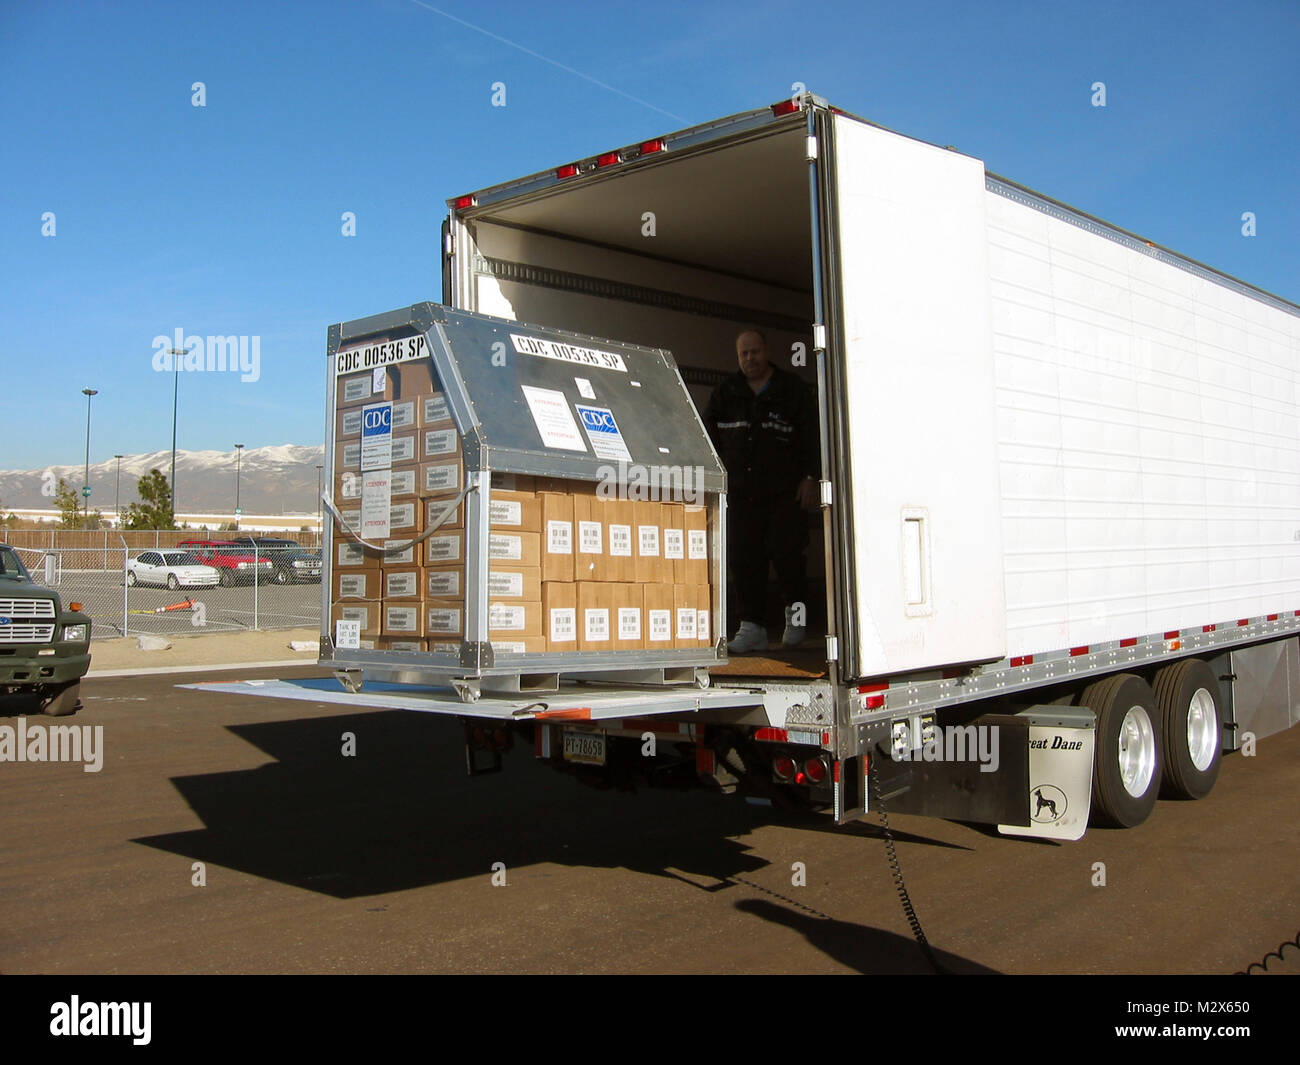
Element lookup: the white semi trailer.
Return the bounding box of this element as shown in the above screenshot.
[195,93,1299,839]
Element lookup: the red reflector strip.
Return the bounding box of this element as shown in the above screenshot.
[833,760,841,783]
[1010,654,1034,667]
[638,138,665,154]
[1069,646,1090,657]
[857,682,888,694]
[596,151,621,168]
[1238,619,1250,627]
[770,99,801,115]
[1268,614,1279,621]
[533,707,592,720]
[1203,624,1216,633]
[556,163,579,179]
[822,731,830,746]
[1120,637,1137,648]
[452,194,475,210]
[754,727,788,743]
[865,694,885,709]
[1164,630,1179,639]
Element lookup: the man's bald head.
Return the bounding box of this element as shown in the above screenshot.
[735,329,772,386]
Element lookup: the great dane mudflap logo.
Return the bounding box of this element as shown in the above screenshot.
[1031,784,1068,823]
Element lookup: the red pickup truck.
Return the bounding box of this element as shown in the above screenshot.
[176,540,275,587]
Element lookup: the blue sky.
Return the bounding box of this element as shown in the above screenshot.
[2,0,1297,471]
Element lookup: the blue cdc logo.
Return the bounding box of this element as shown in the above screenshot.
[362,404,392,437]
[576,405,619,435]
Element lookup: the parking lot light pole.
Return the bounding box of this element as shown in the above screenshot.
[166,346,190,516]
[234,443,244,530]
[315,464,323,542]
[81,388,98,525]
[114,454,124,525]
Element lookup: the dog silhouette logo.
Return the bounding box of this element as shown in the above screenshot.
[1031,784,1068,823]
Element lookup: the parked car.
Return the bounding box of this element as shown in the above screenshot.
[175,540,275,587]
[0,543,90,716]
[229,537,323,584]
[126,550,220,589]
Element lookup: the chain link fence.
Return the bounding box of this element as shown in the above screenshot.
[9,537,322,641]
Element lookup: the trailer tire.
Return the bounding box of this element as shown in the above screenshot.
[1080,673,1161,828]
[1153,658,1222,800]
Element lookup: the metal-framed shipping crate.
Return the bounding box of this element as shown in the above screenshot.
[320,302,727,700]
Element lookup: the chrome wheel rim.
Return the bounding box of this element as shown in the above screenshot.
[1118,705,1156,797]
[1187,689,1218,771]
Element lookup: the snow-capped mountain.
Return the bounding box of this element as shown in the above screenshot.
[0,445,327,515]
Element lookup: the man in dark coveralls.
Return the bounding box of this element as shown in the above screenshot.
[705,329,819,653]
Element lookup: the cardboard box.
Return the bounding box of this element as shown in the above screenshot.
[488,600,542,637]
[419,456,464,497]
[389,398,419,431]
[330,602,378,638]
[542,582,577,651]
[389,430,419,467]
[612,583,644,651]
[375,637,425,652]
[539,492,574,583]
[572,492,607,582]
[424,599,465,638]
[336,571,377,600]
[396,359,439,399]
[337,367,396,408]
[425,565,464,600]
[644,583,674,647]
[421,426,460,460]
[490,530,540,568]
[425,496,464,531]
[388,498,421,536]
[334,539,384,570]
[335,438,362,473]
[428,640,461,655]
[673,583,699,648]
[383,567,424,601]
[419,392,454,428]
[577,582,612,651]
[388,466,418,499]
[382,602,425,637]
[662,503,686,584]
[684,505,710,585]
[602,498,635,582]
[696,583,714,649]
[336,406,364,439]
[424,531,465,566]
[378,539,417,566]
[634,501,665,583]
[488,489,540,532]
[490,471,538,492]
[489,637,547,655]
[488,565,541,602]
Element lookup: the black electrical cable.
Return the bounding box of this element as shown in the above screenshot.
[868,753,947,974]
[1237,930,1300,974]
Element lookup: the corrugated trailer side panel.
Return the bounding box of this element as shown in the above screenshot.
[986,182,1300,657]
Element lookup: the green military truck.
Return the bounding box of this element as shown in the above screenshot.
[0,543,91,716]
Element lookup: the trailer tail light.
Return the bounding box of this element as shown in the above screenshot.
[638,138,666,155]
[754,727,789,743]
[773,754,796,781]
[771,98,802,116]
[556,163,580,179]
[452,195,476,211]
[596,151,621,168]
[804,757,828,784]
[858,681,888,710]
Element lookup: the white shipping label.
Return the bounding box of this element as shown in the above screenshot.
[385,606,419,632]
[385,572,419,598]
[648,609,672,642]
[360,402,393,472]
[382,541,414,564]
[574,376,596,399]
[338,605,370,626]
[341,376,371,403]
[584,608,610,642]
[491,641,526,654]
[386,641,423,652]
[521,384,588,452]
[427,534,462,562]
[676,607,697,640]
[389,501,416,530]
[389,469,416,497]
[490,533,522,561]
[340,442,361,469]
[550,607,576,643]
[340,508,362,532]
[424,428,458,457]
[510,333,628,373]
[638,525,660,557]
[489,604,526,631]
[697,609,710,642]
[390,400,416,429]
[334,620,361,649]
[489,571,524,598]
[424,463,459,493]
[391,435,417,465]
[578,521,602,554]
[609,524,632,557]
[688,529,707,560]
[427,498,459,529]
[363,480,392,536]
[338,573,368,598]
[618,607,641,640]
[423,394,451,424]
[427,607,462,634]
[547,520,573,555]
[664,528,684,560]
[337,542,366,566]
[340,408,363,435]
[426,569,461,597]
[490,499,523,526]
[429,641,460,654]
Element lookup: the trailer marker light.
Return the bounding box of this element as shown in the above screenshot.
[1167,639,1182,651]
[1238,619,1249,627]
[1120,637,1137,647]
[1070,645,1090,657]
[556,163,580,179]
[804,758,828,784]
[1010,654,1034,667]
[1267,614,1279,621]
[452,195,476,210]
[596,151,621,168]
[638,138,666,155]
[864,693,885,709]
[771,99,802,116]
[755,727,789,743]
[857,682,888,694]
[794,771,807,784]
[773,754,796,780]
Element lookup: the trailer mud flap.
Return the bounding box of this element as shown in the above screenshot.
[997,706,1094,841]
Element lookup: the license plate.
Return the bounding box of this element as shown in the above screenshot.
[563,729,606,766]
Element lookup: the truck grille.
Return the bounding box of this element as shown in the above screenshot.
[0,598,56,618]
[0,622,57,643]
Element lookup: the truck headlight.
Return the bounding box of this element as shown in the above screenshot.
[62,624,89,642]
[237,562,250,569]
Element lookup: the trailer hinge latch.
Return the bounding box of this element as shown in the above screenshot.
[444,231,454,257]
[825,635,838,662]
[806,135,819,162]
[819,480,833,507]
[812,323,827,352]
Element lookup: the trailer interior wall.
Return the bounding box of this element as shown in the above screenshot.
[986,181,1300,657]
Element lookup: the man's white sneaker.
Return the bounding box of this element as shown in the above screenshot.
[782,607,806,649]
[727,621,769,654]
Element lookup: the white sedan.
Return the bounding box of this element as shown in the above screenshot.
[126,550,220,590]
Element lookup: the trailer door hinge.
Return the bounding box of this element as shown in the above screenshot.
[806,135,819,161]
[812,323,827,352]
[444,232,454,256]
[819,479,833,507]
[825,635,838,662]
